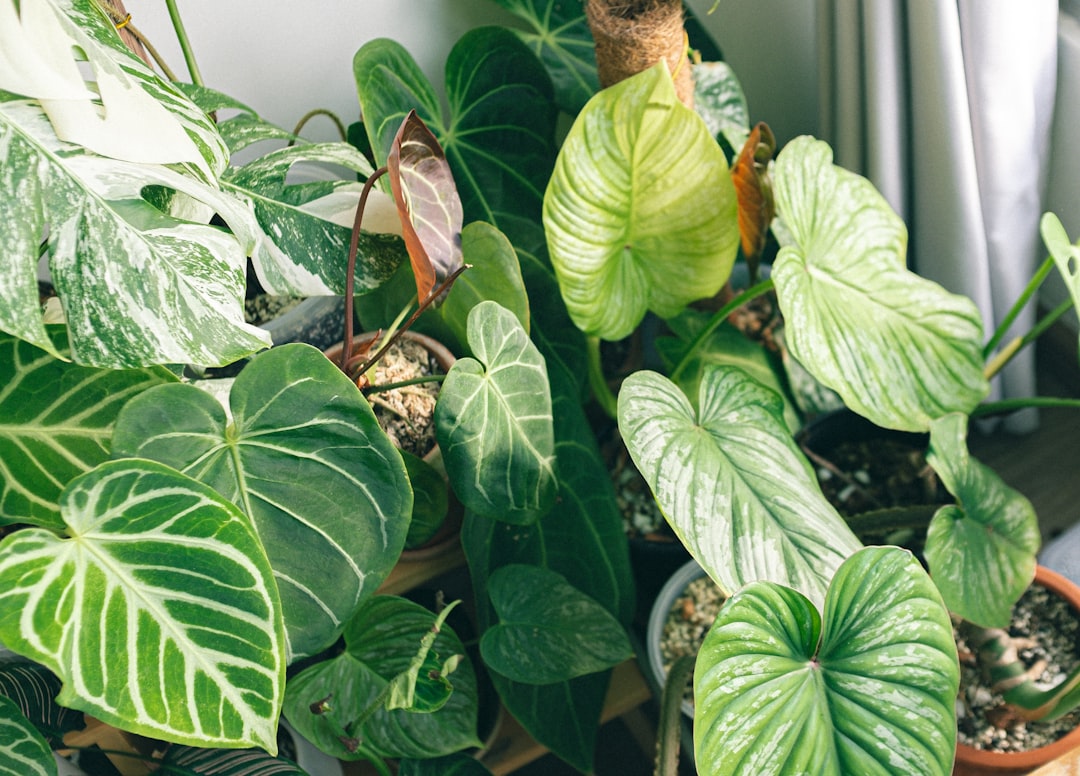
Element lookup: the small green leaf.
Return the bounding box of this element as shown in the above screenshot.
[695,546,958,776]
[618,366,861,608]
[112,344,412,660]
[771,137,988,431]
[0,695,56,776]
[480,565,632,684]
[924,413,1040,627]
[544,61,739,341]
[283,596,480,761]
[386,600,462,713]
[437,302,556,524]
[0,459,285,752]
[0,329,176,530]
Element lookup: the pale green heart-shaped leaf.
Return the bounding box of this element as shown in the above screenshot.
[544,61,739,341]
[282,596,480,761]
[695,546,958,776]
[480,564,632,684]
[0,695,55,776]
[487,0,598,115]
[0,329,176,530]
[692,61,750,153]
[354,28,557,246]
[618,367,861,608]
[0,459,285,752]
[223,142,405,297]
[1041,212,1080,357]
[112,344,412,660]
[441,221,530,347]
[924,413,1040,627]
[436,301,556,524]
[461,360,634,771]
[771,136,988,431]
[0,97,271,368]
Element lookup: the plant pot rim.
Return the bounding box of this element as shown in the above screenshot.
[646,557,707,719]
[954,564,1080,771]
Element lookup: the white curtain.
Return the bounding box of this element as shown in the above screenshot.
[817,1,1059,432]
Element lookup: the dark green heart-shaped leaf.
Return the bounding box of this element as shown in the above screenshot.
[436,302,556,524]
[695,546,958,776]
[619,366,860,608]
[480,565,632,684]
[441,221,530,348]
[354,28,557,245]
[771,136,988,432]
[401,450,449,550]
[112,344,412,660]
[0,329,176,530]
[544,61,739,341]
[0,460,285,752]
[0,695,54,776]
[924,413,1040,628]
[282,596,480,761]
[488,0,599,114]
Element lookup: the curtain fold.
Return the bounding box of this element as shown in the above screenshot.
[818,1,1058,431]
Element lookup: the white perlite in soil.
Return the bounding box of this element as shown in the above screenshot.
[368,338,442,458]
[957,583,1080,752]
[659,574,726,708]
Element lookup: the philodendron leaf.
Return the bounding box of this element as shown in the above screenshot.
[0,329,176,530]
[440,221,531,349]
[1041,212,1080,356]
[112,344,412,660]
[618,366,861,609]
[695,546,959,776]
[0,696,55,776]
[0,459,285,752]
[283,596,480,761]
[387,110,464,304]
[924,413,1040,628]
[544,61,740,341]
[385,600,463,714]
[487,0,599,115]
[480,565,632,684]
[771,136,989,432]
[693,61,750,153]
[354,27,557,245]
[436,301,557,524]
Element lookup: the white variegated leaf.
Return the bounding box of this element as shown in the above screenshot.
[0,459,286,752]
[0,695,56,776]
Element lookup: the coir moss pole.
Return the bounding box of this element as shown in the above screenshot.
[585,0,694,107]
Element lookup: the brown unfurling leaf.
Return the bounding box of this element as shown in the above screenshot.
[731,121,776,280]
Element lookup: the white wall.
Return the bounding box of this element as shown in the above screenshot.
[129,0,519,141]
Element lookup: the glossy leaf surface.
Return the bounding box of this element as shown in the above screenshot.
[436,302,556,524]
[924,413,1040,627]
[282,596,479,761]
[112,344,412,660]
[387,110,464,304]
[695,547,958,776]
[0,460,285,751]
[480,565,632,684]
[618,366,860,608]
[771,137,988,431]
[0,329,176,530]
[544,62,739,341]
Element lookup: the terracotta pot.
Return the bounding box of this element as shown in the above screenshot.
[953,565,1080,775]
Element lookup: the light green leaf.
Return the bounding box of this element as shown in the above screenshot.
[618,366,861,608]
[354,28,557,245]
[0,459,285,752]
[436,302,556,524]
[440,222,530,346]
[771,136,988,431]
[487,0,598,115]
[0,696,55,776]
[480,565,632,684]
[283,596,480,761]
[695,546,958,776]
[924,413,1040,628]
[0,329,176,530]
[111,344,412,660]
[0,97,271,368]
[1040,212,1080,358]
[544,61,739,341]
[386,600,462,713]
[692,61,750,153]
